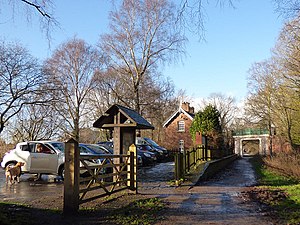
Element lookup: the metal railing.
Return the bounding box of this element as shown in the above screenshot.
[232,128,269,136]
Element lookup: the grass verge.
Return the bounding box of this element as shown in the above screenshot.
[0,197,165,225]
[249,156,300,224]
[108,197,165,225]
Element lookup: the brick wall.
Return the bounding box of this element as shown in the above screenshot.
[164,112,195,150]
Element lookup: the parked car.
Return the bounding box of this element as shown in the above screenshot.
[96,143,142,166]
[1,141,102,180]
[137,148,157,166]
[136,137,169,159]
[79,143,112,155]
[136,144,163,161]
[79,143,114,174]
[96,143,114,154]
[97,141,114,149]
[137,154,143,166]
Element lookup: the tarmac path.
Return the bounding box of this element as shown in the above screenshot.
[139,157,274,225]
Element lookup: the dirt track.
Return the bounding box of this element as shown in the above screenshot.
[0,158,275,224]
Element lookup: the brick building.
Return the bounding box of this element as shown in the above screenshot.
[163,102,202,150]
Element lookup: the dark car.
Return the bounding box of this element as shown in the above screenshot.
[143,137,169,159]
[137,144,163,161]
[97,142,143,166]
[97,141,114,149]
[79,143,113,174]
[96,143,114,154]
[137,148,157,166]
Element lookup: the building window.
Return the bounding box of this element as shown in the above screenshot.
[178,121,185,132]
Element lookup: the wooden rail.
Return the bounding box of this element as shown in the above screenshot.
[174,145,233,185]
[63,139,137,214]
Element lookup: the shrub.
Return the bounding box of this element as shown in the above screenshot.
[263,152,300,180]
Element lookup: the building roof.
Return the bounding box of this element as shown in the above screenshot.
[93,104,154,130]
[163,107,195,128]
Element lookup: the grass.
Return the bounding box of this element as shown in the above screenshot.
[0,202,62,225]
[250,156,300,224]
[0,197,165,225]
[109,197,165,225]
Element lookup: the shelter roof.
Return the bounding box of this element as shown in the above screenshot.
[93,104,154,130]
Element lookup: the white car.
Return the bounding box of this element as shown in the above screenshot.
[1,141,66,179]
[1,141,103,180]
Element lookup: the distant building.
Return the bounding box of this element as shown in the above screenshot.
[163,102,202,150]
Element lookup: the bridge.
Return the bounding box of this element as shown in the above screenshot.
[232,128,272,156]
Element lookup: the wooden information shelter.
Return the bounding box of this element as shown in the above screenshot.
[93,104,154,156]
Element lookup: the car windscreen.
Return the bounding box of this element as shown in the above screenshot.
[144,138,159,147]
[49,142,65,153]
[85,145,107,154]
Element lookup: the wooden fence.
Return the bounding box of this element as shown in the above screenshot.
[174,145,208,184]
[63,139,137,214]
[174,144,235,185]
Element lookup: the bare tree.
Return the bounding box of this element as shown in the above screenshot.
[99,0,186,114]
[272,15,300,147]
[275,15,300,93]
[0,41,49,135]
[273,0,300,18]
[91,68,179,142]
[245,57,297,152]
[246,59,280,134]
[8,103,62,142]
[1,0,57,39]
[176,0,236,38]
[44,38,103,142]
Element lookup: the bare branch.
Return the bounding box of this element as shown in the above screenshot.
[21,0,51,18]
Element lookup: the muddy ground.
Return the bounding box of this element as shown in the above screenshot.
[0,158,279,224]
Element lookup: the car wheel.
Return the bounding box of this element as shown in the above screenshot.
[59,166,65,180]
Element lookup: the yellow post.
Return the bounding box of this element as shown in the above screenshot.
[127,144,137,193]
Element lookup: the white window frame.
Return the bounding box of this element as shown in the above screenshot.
[178,120,185,132]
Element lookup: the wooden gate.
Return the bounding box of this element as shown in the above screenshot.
[63,139,137,214]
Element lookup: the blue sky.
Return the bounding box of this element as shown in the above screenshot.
[0,0,285,104]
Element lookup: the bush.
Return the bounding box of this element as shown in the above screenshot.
[263,152,300,180]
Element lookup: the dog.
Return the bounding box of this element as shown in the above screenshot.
[5,162,25,184]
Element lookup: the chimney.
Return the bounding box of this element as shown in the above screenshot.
[181,102,190,112]
[189,106,194,114]
[181,102,194,114]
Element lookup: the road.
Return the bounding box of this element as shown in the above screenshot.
[0,158,274,224]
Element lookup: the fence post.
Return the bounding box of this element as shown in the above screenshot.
[63,138,79,214]
[204,136,208,161]
[174,151,179,184]
[175,151,185,186]
[186,150,190,173]
[127,144,137,193]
